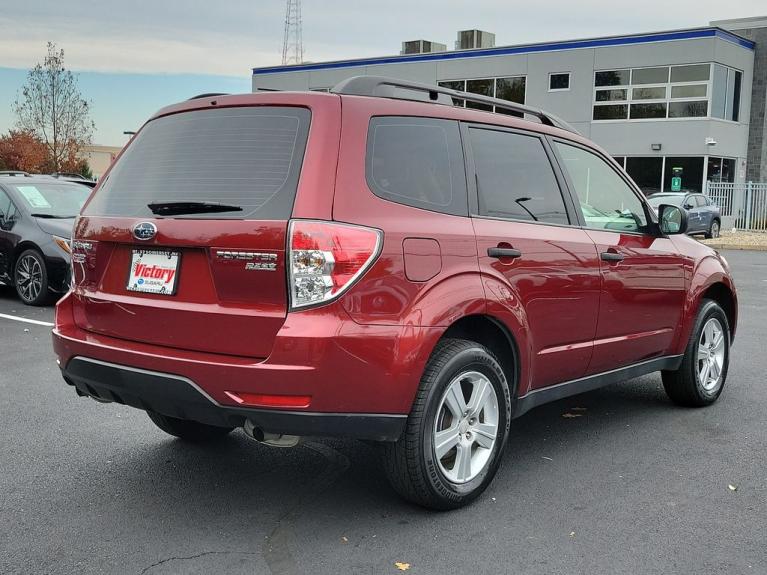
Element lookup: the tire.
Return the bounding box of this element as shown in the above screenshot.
[14,249,52,306]
[662,299,730,407]
[382,338,512,510]
[705,219,721,239]
[146,411,234,442]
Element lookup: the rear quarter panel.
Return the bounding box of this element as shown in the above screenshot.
[330,96,536,399]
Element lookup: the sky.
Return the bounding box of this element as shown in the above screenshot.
[0,0,764,146]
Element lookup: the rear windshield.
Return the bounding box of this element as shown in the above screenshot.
[84,106,311,219]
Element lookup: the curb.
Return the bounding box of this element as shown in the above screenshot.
[702,243,767,251]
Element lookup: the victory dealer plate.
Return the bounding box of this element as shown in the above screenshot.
[127,249,180,295]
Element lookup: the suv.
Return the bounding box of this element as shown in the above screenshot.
[646,192,721,238]
[52,77,737,510]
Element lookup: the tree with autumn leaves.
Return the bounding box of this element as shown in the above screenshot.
[0,42,95,176]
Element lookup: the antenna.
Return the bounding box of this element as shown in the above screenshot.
[281,0,304,65]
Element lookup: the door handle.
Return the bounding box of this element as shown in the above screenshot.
[488,247,522,259]
[600,251,624,262]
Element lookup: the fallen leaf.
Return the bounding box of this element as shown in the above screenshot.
[728,484,738,492]
[341,536,348,543]
[394,562,411,571]
[562,413,583,418]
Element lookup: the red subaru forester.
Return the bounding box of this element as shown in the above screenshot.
[53,77,737,509]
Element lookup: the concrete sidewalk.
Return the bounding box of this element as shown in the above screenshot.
[701,230,767,251]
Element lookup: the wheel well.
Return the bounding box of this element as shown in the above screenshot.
[11,242,42,271]
[441,315,520,399]
[702,282,735,338]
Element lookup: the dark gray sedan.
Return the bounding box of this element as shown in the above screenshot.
[647,192,721,238]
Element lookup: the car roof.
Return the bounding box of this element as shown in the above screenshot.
[149,87,582,143]
[0,174,91,188]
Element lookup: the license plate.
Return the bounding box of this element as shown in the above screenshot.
[127,249,180,295]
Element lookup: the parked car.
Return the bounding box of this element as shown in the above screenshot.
[0,175,91,305]
[52,77,737,510]
[646,192,721,238]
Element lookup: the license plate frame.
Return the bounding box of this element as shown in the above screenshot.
[126,249,181,296]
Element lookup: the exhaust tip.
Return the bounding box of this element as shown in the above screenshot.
[243,419,300,448]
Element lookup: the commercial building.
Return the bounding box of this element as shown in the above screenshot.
[252,18,767,207]
[80,144,121,179]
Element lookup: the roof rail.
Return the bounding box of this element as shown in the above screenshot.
[331,76,578,134]
[0,170,30,177]
[187,92,229,100]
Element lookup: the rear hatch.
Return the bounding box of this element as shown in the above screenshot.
[71,103,314,358]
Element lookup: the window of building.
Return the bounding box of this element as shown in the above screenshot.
[663,157,705,194]
[438,76,526,113]
[549,73,570,91]
[366,117,467,216]
[593,105,628,120]
[466,79,494,111]
[593,64,714,121]
[632,67,669,85]
[630,103,667,119]
[438,80,466,106]
[668,101,708,118]
[670,64,710,82]
[595,89,627,102]
[625,157,663,196]
[555,142,648,233]
[495,77,526,104]
[707,157,736,183]
[469,128,568,225]
[711,64,742,122]
[595,70,630,87]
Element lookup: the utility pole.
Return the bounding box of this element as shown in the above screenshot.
[281,0,304,65]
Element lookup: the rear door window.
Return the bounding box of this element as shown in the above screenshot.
[84,106,311,219]
[469,127,569,225]
[0,189,16,222]
[366,117,467,216]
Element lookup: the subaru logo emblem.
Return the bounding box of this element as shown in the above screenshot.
[133,222,157,241]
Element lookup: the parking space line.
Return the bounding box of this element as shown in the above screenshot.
[0,313,54,327]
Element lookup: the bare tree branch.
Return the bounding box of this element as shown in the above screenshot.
[13,42,95,171]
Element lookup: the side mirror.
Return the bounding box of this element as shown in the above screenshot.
[658,204,688,235]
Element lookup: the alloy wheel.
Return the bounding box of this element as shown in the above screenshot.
[696,317,725,392]
[711,221,720,238]
[15,254,43,303]
[433,370,499,484]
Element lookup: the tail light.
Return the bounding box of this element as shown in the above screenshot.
[288,220,382,309]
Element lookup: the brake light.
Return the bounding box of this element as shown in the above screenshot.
[289,220,382,309]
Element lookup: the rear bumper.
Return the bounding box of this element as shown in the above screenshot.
[53,292,443,440]
[61,356,406,441]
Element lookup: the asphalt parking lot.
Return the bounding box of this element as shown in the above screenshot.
[1,249,765,575]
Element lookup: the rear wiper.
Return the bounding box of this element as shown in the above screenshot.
[31,213,76,219]
[147,201,243,216]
